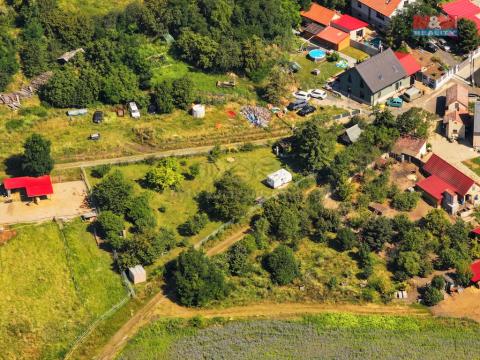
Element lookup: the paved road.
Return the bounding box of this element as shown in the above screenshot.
[55,138,283,170]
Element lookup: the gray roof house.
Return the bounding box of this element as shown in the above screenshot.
[473,102,480,150]
[337,48,410,105]
[342,124,363,144]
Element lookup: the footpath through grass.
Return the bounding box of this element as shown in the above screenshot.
[119,313,480,360]
[0,220,125,359]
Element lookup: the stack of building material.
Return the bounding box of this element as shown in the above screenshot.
[240,106,272,128]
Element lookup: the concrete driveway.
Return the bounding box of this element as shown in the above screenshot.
[0,181,92,225]
[429,133,480,183]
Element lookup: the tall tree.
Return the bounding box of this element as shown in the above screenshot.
[293,120,337,172]
[457,18,480,54]
[22,134,54,176]
[173,248,228,306]
[91,171,133,215]
[202,171,255,222]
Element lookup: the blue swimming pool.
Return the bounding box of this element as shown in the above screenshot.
[369,37,383,49]
[308,49,326,61]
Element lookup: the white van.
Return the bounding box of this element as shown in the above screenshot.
[128,102,141,118]
[402,87,422,102]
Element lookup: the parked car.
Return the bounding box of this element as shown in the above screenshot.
[386,97,403,108]
[437,38,451,52]
[292,90,310,100]
[297,105,316,116]
[89,133,101,141]
[93,111,103,124]
[425,41,437,53]
[402,86,422,102]
[309,89,327,99]
[287,100,307,111]
[128,102,141,118]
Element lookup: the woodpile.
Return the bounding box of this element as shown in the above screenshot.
[0,71,53,110]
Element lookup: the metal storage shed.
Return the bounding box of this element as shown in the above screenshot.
[128,265,147,284]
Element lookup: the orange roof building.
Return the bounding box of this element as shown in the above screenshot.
[315,26,350,51]
[301,3,340,26]
[351,0,409,31]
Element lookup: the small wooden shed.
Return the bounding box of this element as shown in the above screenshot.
[128,265,147,284]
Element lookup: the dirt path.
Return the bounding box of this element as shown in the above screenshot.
[152,301,430,319]
[55,138,281,170]
[205,226,250,256]
[95,225,252,360]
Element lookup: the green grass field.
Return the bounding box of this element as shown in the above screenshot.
[119,314,480,359]
[0,220,125,359]
[341,46,370,61]
[291,53,344,90]
[87,147,285,249]
[463,157,480,177]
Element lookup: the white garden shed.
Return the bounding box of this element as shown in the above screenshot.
[266,169,292,189]
[128,265,147,284]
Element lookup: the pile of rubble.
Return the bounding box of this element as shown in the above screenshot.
[0,71,53,110]
[240,105,272,128]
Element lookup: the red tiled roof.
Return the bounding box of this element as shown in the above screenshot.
[392,136,426,158]
[423,154,475,197]
[471,261,480,282]
[442,0,480,32]
[358,0,402,17]
[332,14,368,31]
[301,3,339,26]
[3,176,53,197]
[416,175,454,202]
[316,26,349,45]
[395,52,422,76]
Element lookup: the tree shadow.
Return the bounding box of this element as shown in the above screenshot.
[4,154,24,177]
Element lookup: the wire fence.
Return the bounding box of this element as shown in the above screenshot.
[63,295,131,360]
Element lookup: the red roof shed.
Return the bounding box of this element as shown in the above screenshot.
[3,176,54,197]
[471,261,480,282]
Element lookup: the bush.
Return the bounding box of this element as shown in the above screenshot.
[336,227,357,251]
[200,171,255,222]
[264,245,300,285]
[91,164,111,178]
[431,275,446,290]
[227,241,252,276]
[91,171,133,215]
[96,211,124,249]
[127,193,157,233]
[173,248,228,307]
[455,260,473,287]
[188,163,200,180]
[178,213,209,236]
[391,191,420,211]
[143,158,184,192]
[422,285,443,306]
[327,51,340,62]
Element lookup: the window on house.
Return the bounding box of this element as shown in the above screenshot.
[360,91,365,99]
[376,12,384,20]
[360,80,364,88]
[357,1,362,8]
[348,74,352,83]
